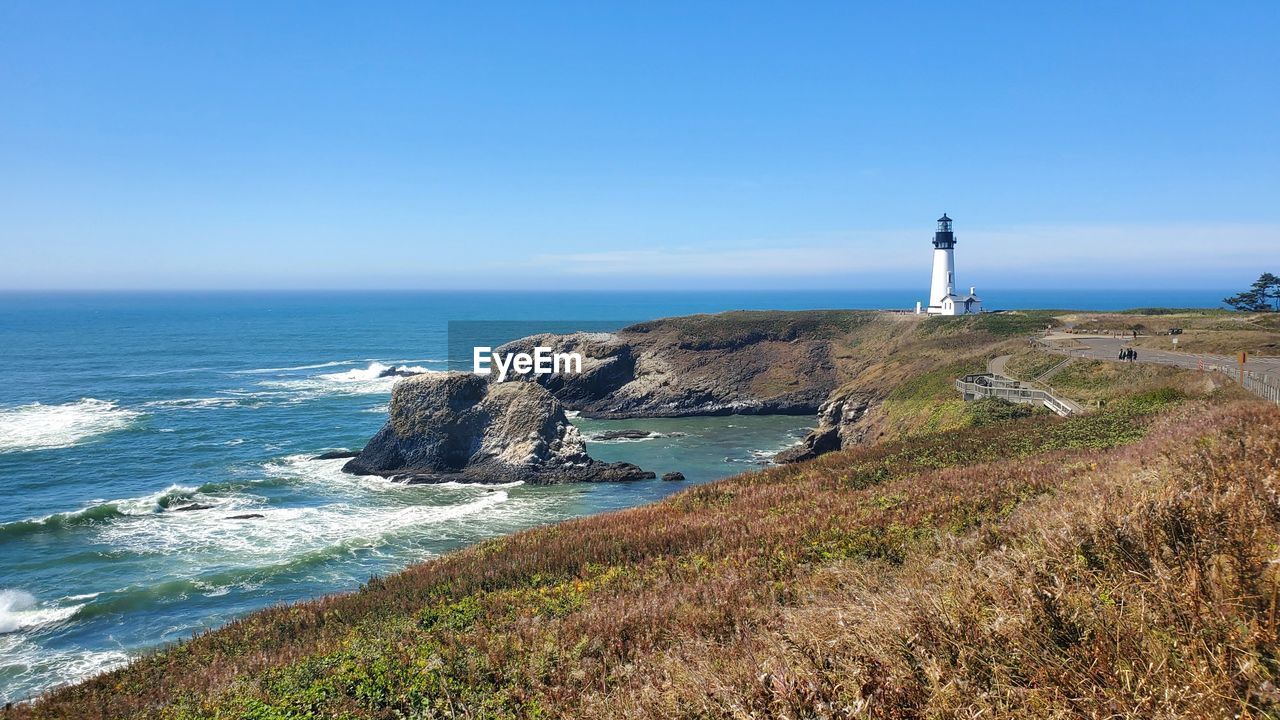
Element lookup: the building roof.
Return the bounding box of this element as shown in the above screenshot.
[937,213,951,223]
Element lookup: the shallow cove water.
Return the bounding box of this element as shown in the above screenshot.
[0,289,1227,702]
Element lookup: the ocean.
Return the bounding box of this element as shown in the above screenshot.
[0,288,1230,702]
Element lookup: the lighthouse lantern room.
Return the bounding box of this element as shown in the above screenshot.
[919,213,981,315]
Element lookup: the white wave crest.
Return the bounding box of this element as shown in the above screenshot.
[230,359,367,375]
[0,590,83,634]
[95,455,514,563]
[143,397,247,410]
[259,362,438,399]
[0,399,141,453]
[317,362,433,383]
[0,632,128,703]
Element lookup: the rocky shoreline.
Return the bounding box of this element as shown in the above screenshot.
[343,373,653,485]
[343,311,924,484]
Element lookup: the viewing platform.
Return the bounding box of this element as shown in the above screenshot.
[955,373,1079,417]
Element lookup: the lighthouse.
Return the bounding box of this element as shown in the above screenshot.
[919,214,981,315]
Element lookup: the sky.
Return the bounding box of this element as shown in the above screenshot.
[0,1,1276,291]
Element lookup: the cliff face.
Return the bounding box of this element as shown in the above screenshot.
[343,373,653,484]
[349,311,1058,481]
[772,388,874,463]
[496,311,874,419]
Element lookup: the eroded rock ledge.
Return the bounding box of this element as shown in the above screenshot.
[494,313,849,419]
[343,373,653,485]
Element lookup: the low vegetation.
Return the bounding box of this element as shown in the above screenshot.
[10,335,1279,719]
[1004,346,1247,408]
[1062,310,1280,356]
[917,309,1061,338]
[624,310,876,349]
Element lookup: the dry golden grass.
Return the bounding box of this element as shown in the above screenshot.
[1059,311,1280,356]
[594,402,1280,719]
[8,372,1277,719]
[1005,347,1249,408]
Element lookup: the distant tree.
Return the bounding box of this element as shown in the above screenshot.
[1224,273,1280,312]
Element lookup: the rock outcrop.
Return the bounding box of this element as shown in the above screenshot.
[343,373,654,484]
[314,449,361,460]
[495,312,861,419]
[773,388,873,463]
[378,365,428,378]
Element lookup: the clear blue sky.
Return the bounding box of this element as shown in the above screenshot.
[0,1,1275,290]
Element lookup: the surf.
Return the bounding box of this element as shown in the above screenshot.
[0,399,142,453]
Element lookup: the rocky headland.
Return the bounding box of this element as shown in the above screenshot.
[344,310,1077,485]
[492,311,863,419]
[343,372,653,484]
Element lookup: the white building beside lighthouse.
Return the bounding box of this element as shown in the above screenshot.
[918,213,981,315]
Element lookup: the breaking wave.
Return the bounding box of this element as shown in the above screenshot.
[0,631,128,704]
[143,397,252,410]
[0,590,83,634]
[257,362,440,400]
[0,399,141,453]
[0,485,208,542]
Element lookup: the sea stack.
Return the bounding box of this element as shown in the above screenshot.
[343,372,654,484]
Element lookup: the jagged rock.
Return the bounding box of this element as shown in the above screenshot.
[378,365,426,378]
[171,503,214,512]
[225,513,264,520]
[775,390,872,463]
[591,430,660,440]
[661,471,685,482]
[344,373,654,485]
[493,313,851,419]
[314,449,361,460]
[493,332,635,406]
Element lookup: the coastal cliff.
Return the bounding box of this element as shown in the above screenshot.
[345,310,1089,483]
[343,373,653,484]
[495,310,871,418]
[499,310,1064,460]
[18,345,1276,720]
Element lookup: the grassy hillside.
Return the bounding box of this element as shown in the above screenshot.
[810,310,1067,444]
[9,348,1279,718]
[1060,310,1280,356]
[1004,345,1248,408]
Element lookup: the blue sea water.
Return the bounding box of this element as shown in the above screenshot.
[0,289,1229,702]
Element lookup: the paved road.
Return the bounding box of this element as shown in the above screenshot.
[1042,335,1280,385]
[987,354,1011,376]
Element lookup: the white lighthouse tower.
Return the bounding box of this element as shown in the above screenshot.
[920,213,981,315]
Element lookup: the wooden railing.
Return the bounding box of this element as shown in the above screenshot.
[1199,363,1280,404]
[955,373,1077,417]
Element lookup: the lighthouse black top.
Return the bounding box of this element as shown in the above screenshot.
[933,213,956,249]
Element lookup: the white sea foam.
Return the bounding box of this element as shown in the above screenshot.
[233,358,443,375]
[2,484,210,534]
[96,456,513,565]
[317,362,434,383]
[98,492,509,562]
[143,397,248,410]
[0,590,83,634]
[230,359,366,375]
[0,632,128,704]
[0,399,141,453]
[259,362,439,399]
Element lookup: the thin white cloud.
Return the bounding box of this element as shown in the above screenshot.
[529,223,1278,279]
